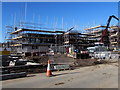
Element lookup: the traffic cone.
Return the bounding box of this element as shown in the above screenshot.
[46,60,52,77]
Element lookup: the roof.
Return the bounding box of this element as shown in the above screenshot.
[11,28,65,34]
[110,26,118,29]
[84,25,107,30]
[85,29,102,34]
[64,32,95,36]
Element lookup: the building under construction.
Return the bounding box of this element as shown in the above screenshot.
[84,25,120,50]
[9,28,64,56]
[64,31,95,53]
[84,25,109,45]
[109,26,120,50]
[6,22,96,58]
[6,15,120,59]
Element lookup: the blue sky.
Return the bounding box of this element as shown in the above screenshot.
[1,2,118,42]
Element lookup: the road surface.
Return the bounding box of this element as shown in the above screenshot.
[2,63,118,88]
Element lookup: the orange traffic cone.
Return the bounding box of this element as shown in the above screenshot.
[46,60,52,77]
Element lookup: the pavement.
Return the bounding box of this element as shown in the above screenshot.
[2,62,118,88]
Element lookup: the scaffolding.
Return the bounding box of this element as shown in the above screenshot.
[6,22,65,54]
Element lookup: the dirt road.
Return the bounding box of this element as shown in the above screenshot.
[2,63,118,88]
